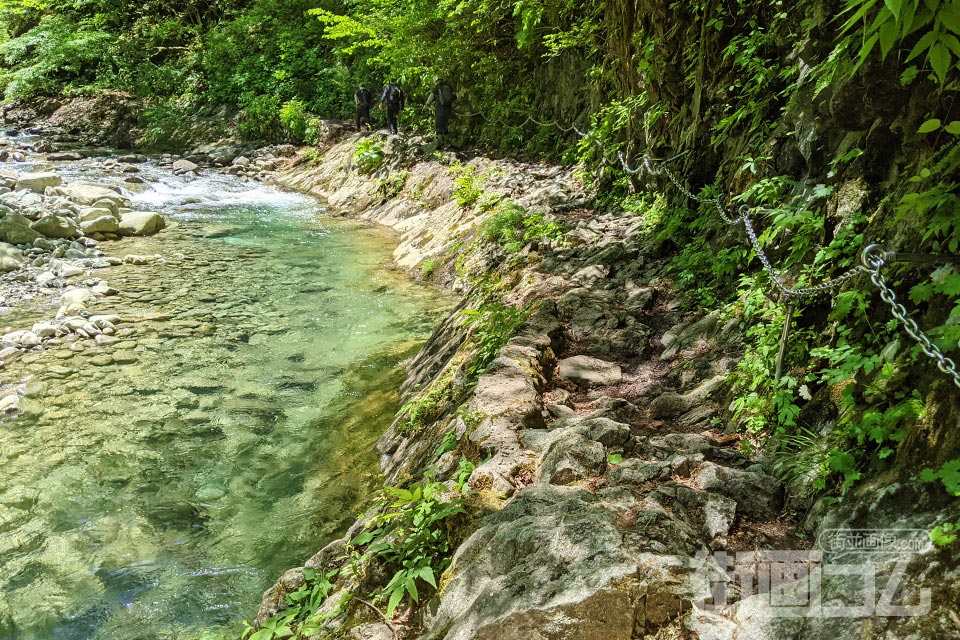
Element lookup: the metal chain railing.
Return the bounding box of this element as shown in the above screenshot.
[636,149,960,388]
[861,245,960,389]
[429,108,959,386]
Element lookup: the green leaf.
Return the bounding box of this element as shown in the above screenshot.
[405,576,419,602]
[353,530,375,546]
[946,120,960,135]
[918,118,942,133]
[884,0,902,20]
[841,0,879,34]
[931,524,959,545]
[419,565,437,588]
[906,29,937,61]
[909,281,934,303]
[901,64,920,84]
[607,453,623,464]
[929,41,951,84]
[385,588,404,619]
[920,467,939,482]
[879,16,900,58]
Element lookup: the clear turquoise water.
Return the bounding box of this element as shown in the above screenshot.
[0,175,448,639]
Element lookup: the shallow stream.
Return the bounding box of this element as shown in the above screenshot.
[0,165,448,639]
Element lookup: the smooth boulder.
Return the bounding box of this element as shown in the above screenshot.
[0,242,25,272]
[16,172,62,193]
[118,211,165,236]
[30,215,81,239]
[0,218,42,244]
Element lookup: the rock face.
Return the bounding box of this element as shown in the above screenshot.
[118,211,165,236]
[423,485,645,640]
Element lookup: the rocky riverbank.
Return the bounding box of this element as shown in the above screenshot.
[245,131,958,640]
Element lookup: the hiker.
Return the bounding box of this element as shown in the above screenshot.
[379,79,405,135]
[426,76,456,146]
[354,82,373,131]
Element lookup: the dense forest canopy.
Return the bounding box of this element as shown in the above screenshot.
[1,0,959,535]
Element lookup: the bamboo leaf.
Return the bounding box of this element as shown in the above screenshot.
[884,0,902,20]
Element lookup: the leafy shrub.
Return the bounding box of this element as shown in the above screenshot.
[350,464,471,618]
[479,202,565,253]
[238,92,282,140]
[353,137,385,175]
[279,98,309,142]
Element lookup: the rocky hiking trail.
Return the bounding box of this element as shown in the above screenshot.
[250,136,832,640]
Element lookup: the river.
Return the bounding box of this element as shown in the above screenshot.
[0,162,449,639]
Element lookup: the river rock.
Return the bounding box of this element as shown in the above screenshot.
[423,484,660,640]
[16,172,62,193]
[60,288,95,308]
[172,159,199,175]
[557,355,623,387]
[0,242,25,272]
[30,215,81,239]
[0,217,42,244]
[80,207,118,223]
[47,152,84,161]
[2,329,40,347]
[81,215,120,234]
[649,392,697,419]
[118,211,165,236]
[31,322,58,338]
[0,393,21,414]
[47,183,127,207]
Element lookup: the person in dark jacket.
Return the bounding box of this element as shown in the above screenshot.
[379,80,405,134]
[426,76,456,146]
[355,83,373,131]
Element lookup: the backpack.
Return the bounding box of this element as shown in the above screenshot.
[357,88,372,107]
[438,83,456,107]
[386,84,403,108]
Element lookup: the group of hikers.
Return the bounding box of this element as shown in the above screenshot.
[353,77,457,145]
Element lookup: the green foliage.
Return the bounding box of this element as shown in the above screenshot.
[137,99,198,151]
[461,302,528,379]
[841,0,960,84]
[452,163,488,208]
[376,170,409,199]
[279,99,309,142]
[238,92,282,140]
[420,259,437,280]
[479,202,565,253]
[353,137,385,175]
[920,458,960,496]
[241,611,296,640]
[930,520,960,545]
[350,465,471,618]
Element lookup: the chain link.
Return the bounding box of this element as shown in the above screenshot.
[438,114,959,387]
[861,246,960,389]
